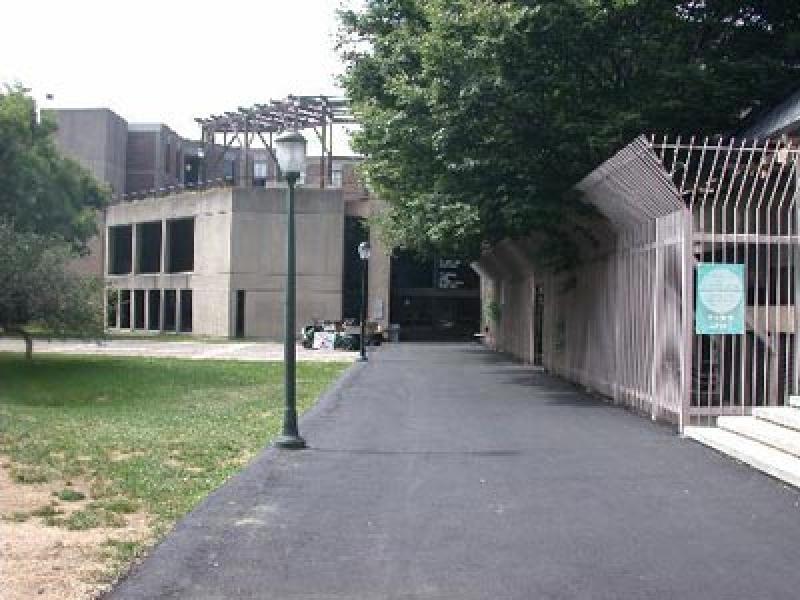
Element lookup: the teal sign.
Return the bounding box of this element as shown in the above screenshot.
[696,263,745,335]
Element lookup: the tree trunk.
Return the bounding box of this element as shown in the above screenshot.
[1,327,34,359]
[24,331,33,360]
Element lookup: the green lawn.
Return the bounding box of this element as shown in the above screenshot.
[0,354,348,532]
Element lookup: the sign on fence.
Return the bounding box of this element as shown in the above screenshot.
[695,263,745,335]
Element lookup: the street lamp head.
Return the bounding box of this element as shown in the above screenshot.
[275,130,307,179]
[358,241,371,260]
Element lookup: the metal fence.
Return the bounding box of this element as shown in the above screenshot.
[476,135,799,430]
[652,136,799,426]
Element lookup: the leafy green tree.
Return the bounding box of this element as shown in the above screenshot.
[0,84,108,252]
[339,0,800,260]
[0,223,104,358]
[0,86,109,354]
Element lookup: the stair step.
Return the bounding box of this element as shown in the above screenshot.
[684,426,800,489]
[789,396,800,409]
[753,407,800,433]
[717,416,800,458]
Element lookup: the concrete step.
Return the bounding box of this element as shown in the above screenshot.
[753,407,800,433]
[789,396,800,409]
[684,426,800,489]
[717,416,800,458]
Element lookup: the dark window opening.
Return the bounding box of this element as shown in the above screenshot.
[119,290,131,329]
[342,217,369,320]
[165,142,171,174]
[148,290,161,330]
[106,290,118,328]
[136,221,162,273]
[133,290,145,330]
[179,290,192,333]
[167,218,194,273]
[109,225,133,275]
[235,290,246,338]
[184,156,201,185]
[164,290,177,331]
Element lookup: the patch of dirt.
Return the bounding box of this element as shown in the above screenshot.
[0,463,152,600]
[108,450,145,462]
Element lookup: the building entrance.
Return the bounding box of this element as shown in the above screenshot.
[390,251,480,341]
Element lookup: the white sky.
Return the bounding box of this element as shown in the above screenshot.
[0,0,361,155]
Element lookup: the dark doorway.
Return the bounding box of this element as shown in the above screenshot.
[390,251,480,341]
[235,290,246,338]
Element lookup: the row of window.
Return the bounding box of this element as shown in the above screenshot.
[107,288,192,333]
[108,218,194,275]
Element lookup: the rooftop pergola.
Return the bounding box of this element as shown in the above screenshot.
[195,95,357,188]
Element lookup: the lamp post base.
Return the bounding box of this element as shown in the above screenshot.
[273,434,307,449]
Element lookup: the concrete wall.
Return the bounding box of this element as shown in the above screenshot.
[230,187,345,339]
[105,188,233,336]
[126,124,186,194]
[50,108,128,197]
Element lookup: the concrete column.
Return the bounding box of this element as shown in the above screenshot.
[366,199,392,329]
[368,226,391,329]
[131,224,138,275]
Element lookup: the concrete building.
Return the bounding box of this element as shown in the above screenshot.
[105,187,344,338]
[51,108,128,196]
[50,101,480,341]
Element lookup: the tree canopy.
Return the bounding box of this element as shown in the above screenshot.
[339,0,800,260]
[0,223,104,357]
[0,86,109,354]
[0,85,108,252]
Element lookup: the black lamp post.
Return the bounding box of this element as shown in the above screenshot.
[358,241,371,362]
[273,130,307,450]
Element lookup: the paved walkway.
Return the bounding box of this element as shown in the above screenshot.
[108,344,800,600]
[0,338,355,362]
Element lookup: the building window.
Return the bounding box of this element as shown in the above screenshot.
[165,142,171,174]
[164,290,177,331]
[332,169,342,187]
[254,161,268,186]
[106,289,119,328]
[148,290,161,330]
[119,290,131,329]
[179,289,192,333]
[108,225,132,275]
[136,221,162,274]
[166,218,194,273]
[133,289,146,330]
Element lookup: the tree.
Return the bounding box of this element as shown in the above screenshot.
[0,85,109,355]
[0,85,107,252]
[0,223,104,358]
[339,0,800,261]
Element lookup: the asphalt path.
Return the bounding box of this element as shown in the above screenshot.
[107,343,800,600]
